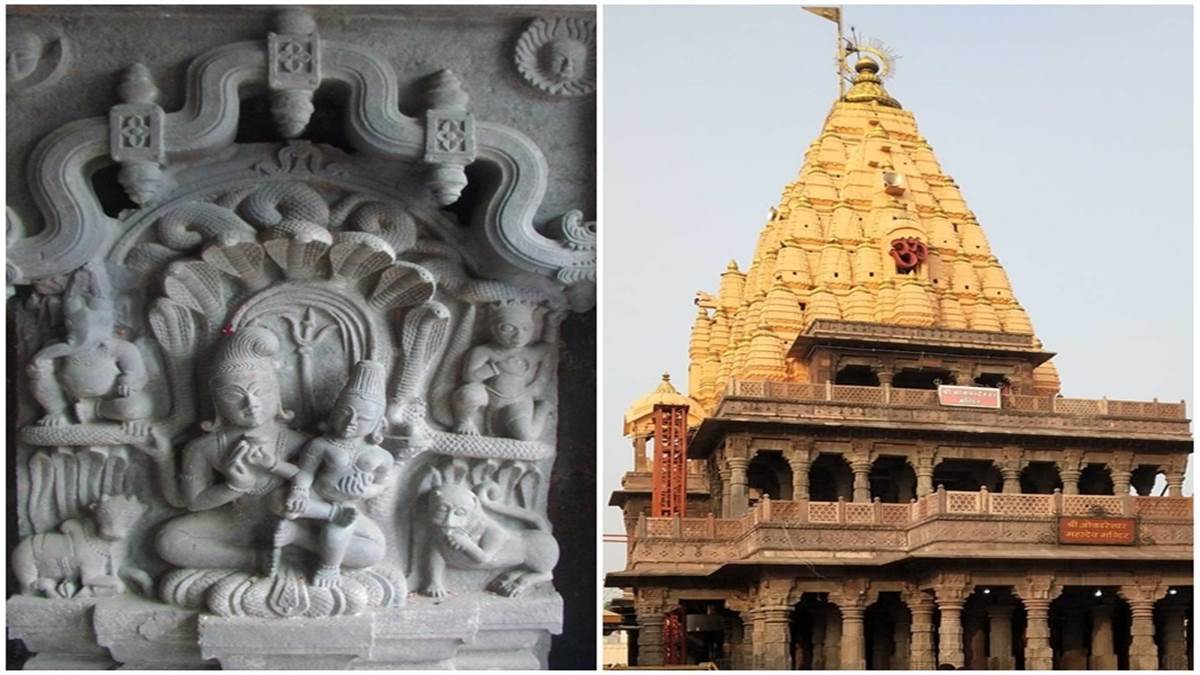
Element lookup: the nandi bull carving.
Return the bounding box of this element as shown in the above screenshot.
[12,494,151,598]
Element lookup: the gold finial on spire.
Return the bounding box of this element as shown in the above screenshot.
[843,56,902,108]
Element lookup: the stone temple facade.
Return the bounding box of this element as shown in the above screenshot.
[608,57,1193,670]
[7,5,594,669]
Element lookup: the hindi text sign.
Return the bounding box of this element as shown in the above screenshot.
[1058,517,1136,546]
[937,385,1001,409]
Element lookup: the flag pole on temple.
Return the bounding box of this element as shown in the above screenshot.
[803,6,845,98]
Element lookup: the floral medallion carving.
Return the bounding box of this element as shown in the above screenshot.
[514,17,596,98]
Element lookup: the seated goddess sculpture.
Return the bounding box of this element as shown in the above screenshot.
[451,301,561,441]
[26,262,153,430]
[155,326,389,605]
[264,360,394,587]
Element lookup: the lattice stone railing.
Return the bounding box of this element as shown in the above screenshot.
[632,492,1193,547]
[726,380,1188,421]
[1062,494,1125,517]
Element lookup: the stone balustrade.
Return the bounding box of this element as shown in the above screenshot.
[628,492,1193,567]
[726,380,1188,421]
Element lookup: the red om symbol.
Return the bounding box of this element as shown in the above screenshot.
[889,237,928,270]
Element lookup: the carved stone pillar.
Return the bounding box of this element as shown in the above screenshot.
[915,447,936,498]
[1058,450,1083,495]
[1059,607,1088,670]
[1165,469,1185,497]
[830,580,871,670]
[1119,580,1169,670]
[636,610,665,666]
[788,439,812,501]
[1110,450,1133,495]
[999,447,1024,494]
[838,605,866,670]
[903,587,937,670]
[1160,601,1189,670]
[1015,576,1063,670]
[727,456,750,516]
[1088,598,1118,670]
[850,443,872,503]
[752,605,793,670]
[986,604,1015,670]
[932,575,972,669]
[633,435,648,472]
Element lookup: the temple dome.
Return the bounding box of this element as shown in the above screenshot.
[623,373,707,436]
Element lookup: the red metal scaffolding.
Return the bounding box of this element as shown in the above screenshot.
[650,403,688,518]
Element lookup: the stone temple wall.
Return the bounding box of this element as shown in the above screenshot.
[6,5,595,669]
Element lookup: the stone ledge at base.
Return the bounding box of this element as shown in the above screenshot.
[8,591,563,669]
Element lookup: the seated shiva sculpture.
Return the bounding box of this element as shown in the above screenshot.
[264,360,394,587]
[26,262,153,429]
[154,326,386,575]
[451,301,561,441]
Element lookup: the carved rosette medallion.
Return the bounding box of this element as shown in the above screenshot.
[514,17,597,97]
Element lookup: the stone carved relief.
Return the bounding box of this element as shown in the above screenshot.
[418,457,559,598]
[6,21,71,94]
[8,6,589,668]
[13,494,150,599]
[514,17,597,98]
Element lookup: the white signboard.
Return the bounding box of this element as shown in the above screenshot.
[937,385,1001,409]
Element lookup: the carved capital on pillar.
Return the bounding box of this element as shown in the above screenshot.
[1013,574,1063,605]
[724,594,753,616]
[1110,450,1134,474]
[1058,448,1084,474]
[829,578,875,612]
[915,445,938,472]
[725,434,751,459]
[931,573,973,607]
[849,439,873,468]
[900,583,935,613]
[999,446,1026,471]
[786,437,813,467]
[755,577,795,608]
[1117,576,1169,607]
[635,587,670,618]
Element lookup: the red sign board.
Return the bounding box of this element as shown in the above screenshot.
[1058,517,1136,545]
[937,385,1001,409]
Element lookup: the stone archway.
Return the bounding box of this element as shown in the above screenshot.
[748,450,793,502]
[870,456,917,503]
[1020,461,1063,494]
[1078,464,1114,495]
[810,453,853,502]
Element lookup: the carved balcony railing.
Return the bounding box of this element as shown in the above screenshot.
[714,380,1190,439]
[724,380,1188,420]
[626,491,1193,568]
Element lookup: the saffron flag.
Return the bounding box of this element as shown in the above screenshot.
[804,6,842,24]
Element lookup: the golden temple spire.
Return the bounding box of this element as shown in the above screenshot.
[684,47,1048,412]
[843,56,901,108]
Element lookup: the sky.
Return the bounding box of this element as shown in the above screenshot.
[602,4,1194,573]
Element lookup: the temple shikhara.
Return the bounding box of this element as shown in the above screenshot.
[607,53,1193,670]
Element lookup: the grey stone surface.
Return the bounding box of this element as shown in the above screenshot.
[7,4,593,669]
